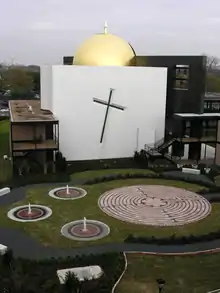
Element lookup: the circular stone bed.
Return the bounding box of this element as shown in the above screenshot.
[98,185,212,226]
[7,205,52,222]
[61,219,110,241]
[49,186,87,200]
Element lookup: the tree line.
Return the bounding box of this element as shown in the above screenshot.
[204,55,220,92]
[0,65,40,99]
[0,55,220,99]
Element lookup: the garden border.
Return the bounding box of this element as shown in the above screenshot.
[83,172,216,189]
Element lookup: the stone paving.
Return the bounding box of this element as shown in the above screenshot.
[48,186,87,200]
[61,220,110,241]
[98,185,212,226]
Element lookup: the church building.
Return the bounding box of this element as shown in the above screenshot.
[40,23,167,162]
[8,23,220,174]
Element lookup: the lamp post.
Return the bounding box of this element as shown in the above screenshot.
[156,278,166,293]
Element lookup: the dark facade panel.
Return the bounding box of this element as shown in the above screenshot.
[136,55,206,138]
[145,55,206,113]
[63,56,74,65]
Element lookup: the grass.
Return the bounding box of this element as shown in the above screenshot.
[215,174,220,186]
[116,253,220,293]
[1,178,220,248]
[70,168,155,181]
[0,120,12,183]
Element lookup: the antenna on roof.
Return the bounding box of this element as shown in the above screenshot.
[104,21,108,34]
[27,103,34,114]
[27,104,32,112]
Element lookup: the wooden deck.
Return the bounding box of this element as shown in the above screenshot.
[177,136,217,143]
[12,140,58,151]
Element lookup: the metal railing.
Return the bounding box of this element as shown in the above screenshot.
[157,138,176,152]
[154,137,164,148]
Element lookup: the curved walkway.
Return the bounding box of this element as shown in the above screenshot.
[1,183,220,259]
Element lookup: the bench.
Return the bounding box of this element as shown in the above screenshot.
[0,244,8,255]
[182,168,201,175]
[0,187,10,197]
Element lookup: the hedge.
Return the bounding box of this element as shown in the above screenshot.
[124,229,220,245]
[84,172,216,189]
[0,173,70,189]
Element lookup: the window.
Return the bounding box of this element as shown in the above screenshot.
[173,64,189,90]
[175,65,189,79]
[211,102,220,111]
[185,120,191,128]
[208,120,217,127]
[174,79,188,90]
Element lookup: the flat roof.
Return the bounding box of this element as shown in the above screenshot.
[204,92,220,100]
[175,113,220,118]
[9,100,57,122]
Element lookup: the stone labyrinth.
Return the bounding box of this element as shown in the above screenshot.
[98,185,212,226]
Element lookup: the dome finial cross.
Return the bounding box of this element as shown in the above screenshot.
[104,21,108,34]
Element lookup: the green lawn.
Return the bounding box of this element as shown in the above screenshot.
[1,178,220,248]
[116,253,220,293]
[0,120,12,183]
[215,174,220,186]
[70,168,155,181]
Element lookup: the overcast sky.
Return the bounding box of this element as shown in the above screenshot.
[0,0,220,65]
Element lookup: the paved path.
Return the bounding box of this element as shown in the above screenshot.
[1,182,220,259]
[1,227,220,259]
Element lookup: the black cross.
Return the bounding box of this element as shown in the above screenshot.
[93,88,125,143]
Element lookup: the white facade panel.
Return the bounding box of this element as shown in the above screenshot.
[41,65,167,161]
[40,66,53,111]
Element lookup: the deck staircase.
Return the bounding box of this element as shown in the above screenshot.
[157,137,177,152]
[145,137,177,163]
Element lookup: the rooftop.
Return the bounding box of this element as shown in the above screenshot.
[9,100,57,122]
[175,113,220,118]
[204,92,220,100]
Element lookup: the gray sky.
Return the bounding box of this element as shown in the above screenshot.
[0,0,220,65]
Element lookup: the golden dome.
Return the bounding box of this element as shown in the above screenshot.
[73,23,136,66]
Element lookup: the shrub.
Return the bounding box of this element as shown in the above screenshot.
[133,149,149,166]
[83,171,217,190]
[124,230,220,245]
[0,173,70,189]
[55,151,67,172]
[162,172,215,188]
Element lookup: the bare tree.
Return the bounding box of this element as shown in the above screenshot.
[206,55,220,71]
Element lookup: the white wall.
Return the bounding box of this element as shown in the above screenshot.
[201,144,215,159]
[40,66,52,111]
[41,65,167,161]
